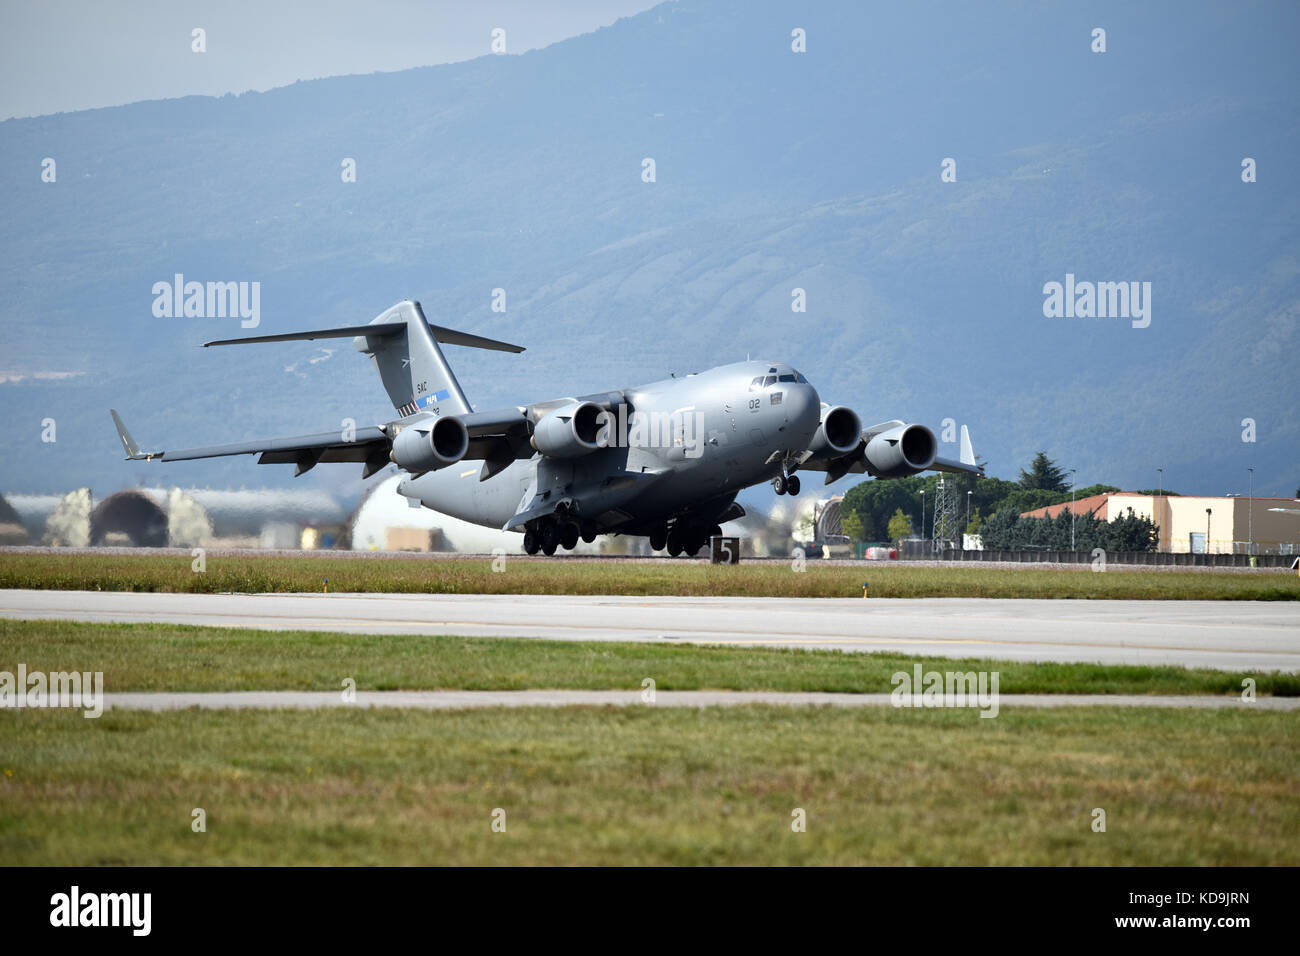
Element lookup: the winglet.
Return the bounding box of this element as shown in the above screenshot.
[110,409,154,460]
[959,424,976,467]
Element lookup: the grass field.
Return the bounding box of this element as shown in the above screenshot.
[2,551,1297,599]
[3,618,1297,696]
[2,705,1296,865]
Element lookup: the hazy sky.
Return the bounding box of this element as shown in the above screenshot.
[0,0,661,120]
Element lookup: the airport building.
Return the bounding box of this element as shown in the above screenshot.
[1020,492,1300,555]
[3,487,350,549]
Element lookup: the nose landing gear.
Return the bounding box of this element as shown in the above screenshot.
[773,472,800,496]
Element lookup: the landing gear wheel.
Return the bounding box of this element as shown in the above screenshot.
[649,527,668,552]
[523,530,540,555]
[686,530,708,556]
[709,524,723,538]
[772,475,787,495]
[666,526,684,557]
[540,522,559,556]
[560,523,580,551]
[580,521,597,544]
[785,475,801,496]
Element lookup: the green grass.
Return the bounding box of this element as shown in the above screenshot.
[2,705,1296,865]
[3,618,1296,696]
[1,552,1298,599]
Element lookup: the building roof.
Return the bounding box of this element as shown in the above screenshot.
[1020,492,1300,520]
[1020,492,1141,520]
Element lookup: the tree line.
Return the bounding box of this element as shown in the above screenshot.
[837,451,1162,552]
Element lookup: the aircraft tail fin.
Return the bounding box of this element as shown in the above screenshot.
[356,300,473,417]
[204,300,525,419]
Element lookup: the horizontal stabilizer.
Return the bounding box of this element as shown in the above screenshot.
[205,323,404,347]
[205,323,525,353]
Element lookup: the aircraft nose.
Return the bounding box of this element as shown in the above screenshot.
[784,383,820,436]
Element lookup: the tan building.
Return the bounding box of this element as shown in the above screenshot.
[1021,492,1300,555]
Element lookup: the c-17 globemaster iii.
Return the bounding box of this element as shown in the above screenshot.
[112,300,983,556]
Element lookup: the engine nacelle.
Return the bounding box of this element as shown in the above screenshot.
[531,401,604,458]
[808,405,863,458]
[864,423,937,478]
[390,416,469,473]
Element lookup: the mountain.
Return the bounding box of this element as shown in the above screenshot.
[1,0,1297,504]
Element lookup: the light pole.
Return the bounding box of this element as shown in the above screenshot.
[919,489,926,541]
[1156,468,1164,552]
[1069,469,1078,550]
[1248,467,1254,556]
[1205,508,1212,556]
[966,490,972,535]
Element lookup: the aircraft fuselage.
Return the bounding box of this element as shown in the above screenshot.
[398,359,819,537]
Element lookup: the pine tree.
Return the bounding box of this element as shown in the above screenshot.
[1018,452,1070,492]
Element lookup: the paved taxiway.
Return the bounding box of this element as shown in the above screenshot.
[2,590,1297,671]
[95,690,1300,711]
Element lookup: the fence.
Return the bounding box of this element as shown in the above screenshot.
[929,549,1297,568]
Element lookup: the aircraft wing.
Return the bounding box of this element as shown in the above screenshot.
[111,409,394,477]
[929,456,984,476]
[933,423,984,476]
[459,392,628,480]
[800,421,984,482]
[112,403,545,481]
[455,406,533,479]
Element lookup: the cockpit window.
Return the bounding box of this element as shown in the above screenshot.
[794,371,808,383]
[778,374,796,383]
[762,375,777,387]
[749,376,763,390]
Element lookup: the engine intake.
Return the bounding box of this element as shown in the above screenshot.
[863,423,937,478]
[808,405,863,458]
[531,401,604,458]
[390,416,469,473]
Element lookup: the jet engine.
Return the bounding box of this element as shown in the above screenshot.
[531,401,604,458]
[390,416,469,473]
[808,405,863,458]
[863,423,937,478]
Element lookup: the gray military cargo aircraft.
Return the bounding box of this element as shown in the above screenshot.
[112,300,983,556]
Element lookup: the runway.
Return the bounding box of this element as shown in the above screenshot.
[94,690,1300,711]
[2,589,1297,671]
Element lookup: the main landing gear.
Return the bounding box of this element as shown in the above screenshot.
[523,517,597,556]
[772,473,800,496]
[649,521,722,557]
